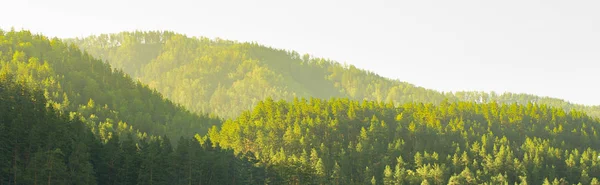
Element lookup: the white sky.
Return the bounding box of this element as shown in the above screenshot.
[2,0,599,105]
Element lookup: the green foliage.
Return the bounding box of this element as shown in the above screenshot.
[4,28,600,184]
[66,31,447,119]
[0,76,267,185]
[212,97,600,184]
[453,91,600,118]
[68,31,600,120]
[0,75,96,184]
[0,29,220,141]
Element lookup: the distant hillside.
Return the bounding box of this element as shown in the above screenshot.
[0,29,220,141]
[453,91,600,118]
[67,31,449,118]
[68,31,600,118]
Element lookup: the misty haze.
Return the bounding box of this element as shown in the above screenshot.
[1,0,599,184]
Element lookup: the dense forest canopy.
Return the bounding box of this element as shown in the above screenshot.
[0,75,269,185]
[68,31,600,119]
[3,28,600,185]
[0,29,270,185]
[210,97,600,184]
[0,29,220,141]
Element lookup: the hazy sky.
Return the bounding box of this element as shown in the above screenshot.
[2,0,599,105]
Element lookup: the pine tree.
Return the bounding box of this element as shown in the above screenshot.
[43,149,69,185]
[591,178,599,185]
[580,170,590,185]
[364,166,373,184]
[542,178,551,185]
[67,142,97,185]
[383,165,394,185]
[121,133,140,185]
[371,176,377,185]
[331,162,341,185]
[314,158,326,184]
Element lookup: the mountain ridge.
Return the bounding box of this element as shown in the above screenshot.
[67,30,600,118]
[2,28,600,185]
[0,29,220,141]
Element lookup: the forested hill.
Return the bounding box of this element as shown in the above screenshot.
[68,31,600,118]
[453,91,600,118]
[0,29,220,141]
[4,29,600,185]
[210,97,600,184]
[66,31,449,118]
[0,75,269,185]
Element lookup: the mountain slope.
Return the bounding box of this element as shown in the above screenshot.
[68,31,600,119]
[453,91,600,118]
[0,75,269,185]
[0,74,98,184]
[210,97,600,184]
[0,29,220,141]
[67,31,450,118]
